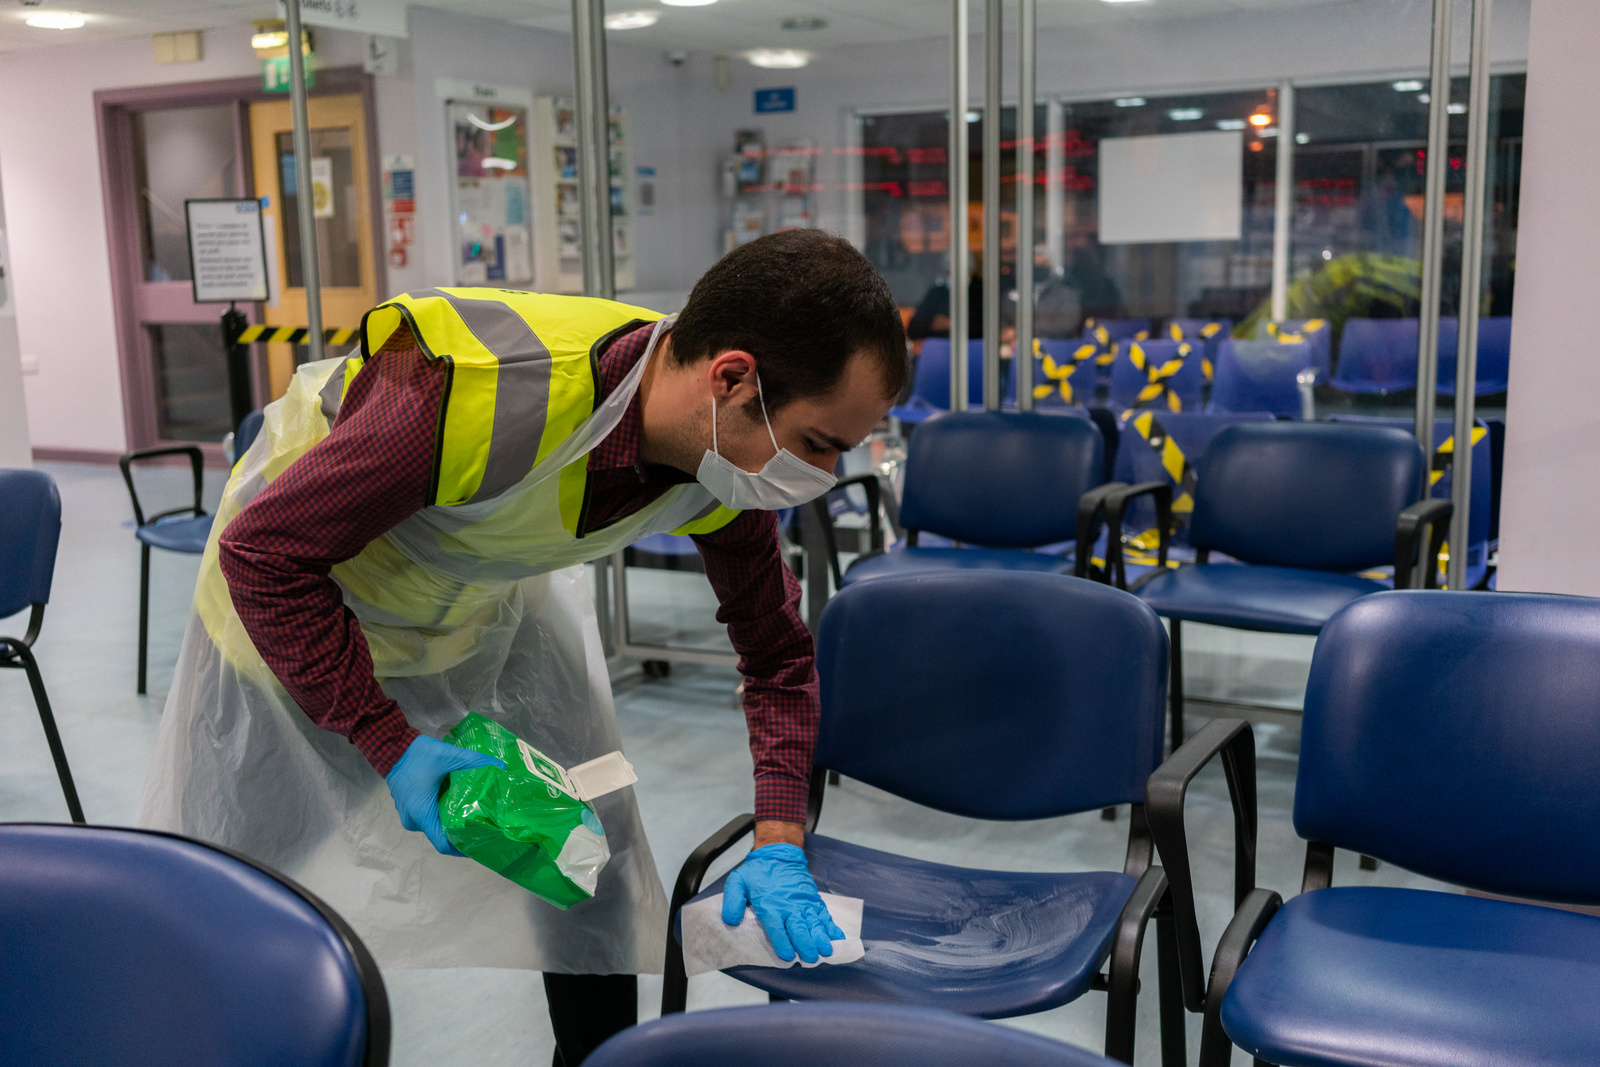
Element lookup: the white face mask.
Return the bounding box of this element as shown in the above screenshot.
[696,374,838,511]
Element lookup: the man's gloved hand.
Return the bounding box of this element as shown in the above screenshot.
[385,735,505,856]
[721,843,845,964]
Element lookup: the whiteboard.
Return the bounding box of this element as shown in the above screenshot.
[1098,130,1242,245]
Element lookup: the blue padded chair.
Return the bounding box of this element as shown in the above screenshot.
[1109,340,1205,414]
[662,572,1252,1066]
[0,470,85,824]
[1165,319,1231,378]
[1208,339,1311,416]
[1083,317,1151,347]
[0,823,388,1066]
[892,338,990,422]
[812,411,1114,591]
[1177,591,1600,1067]
[1123,423,1450,747]
[590,1002,1119,1067]
[1332,317,1419,394]
[1035,339,1102,407]
[1437,314,1513,396]
[1261,319,1332,382]
[119,445,213,694]
[227,408,265,464]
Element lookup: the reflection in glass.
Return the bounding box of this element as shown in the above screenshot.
[275,128,362,288]
[148,322,231,440]
[132,106,238,283]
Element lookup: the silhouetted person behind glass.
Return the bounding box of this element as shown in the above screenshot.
[1064,235,1123,322]
[906,272,986,341]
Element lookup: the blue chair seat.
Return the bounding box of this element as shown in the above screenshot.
[842,546,1072,586]
[135,515,214,554]
[1136,563,1387,635]
[681,834,1138,1019]
[1222,887,1600,1067]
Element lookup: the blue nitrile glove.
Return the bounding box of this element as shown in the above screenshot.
[721,843,846,964]
[385,735,505,857]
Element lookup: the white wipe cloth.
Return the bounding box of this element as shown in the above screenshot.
[681,892,866,976]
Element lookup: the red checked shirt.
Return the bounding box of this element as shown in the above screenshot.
[218,321,818,824]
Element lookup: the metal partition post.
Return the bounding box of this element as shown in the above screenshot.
[981,0,1002,411]
[1449,0,1493,590]
[1415,0,1455,444]
[1269,81,1295,325]
[571,0,615,299]
[1045,98,1064,275]
[283,0,324,363]
[1015,0,1036,411]
[949,0,971,411]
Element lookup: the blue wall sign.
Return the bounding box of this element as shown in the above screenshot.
[754,87,796,114]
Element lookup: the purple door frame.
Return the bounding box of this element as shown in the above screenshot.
[95,66,384,461]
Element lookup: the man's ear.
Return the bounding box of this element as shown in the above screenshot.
[707,349,758,401]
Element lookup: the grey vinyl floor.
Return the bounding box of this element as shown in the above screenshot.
[0,462,1455,1066]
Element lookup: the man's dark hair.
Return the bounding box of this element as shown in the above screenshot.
[670,230,908,412]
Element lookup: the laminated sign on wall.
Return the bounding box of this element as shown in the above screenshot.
[185,198,269,303]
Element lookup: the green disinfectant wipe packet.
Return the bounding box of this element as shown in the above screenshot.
[438,713,639,910]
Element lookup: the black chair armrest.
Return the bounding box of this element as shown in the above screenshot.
[1103,864,1171,1063]
[1103,480,1173,590]
[809,473,887,592]
[1394,498,1452,590]
[1074,483,1124,581]
[1146,717,1257,1014]
[661,813,757,1014]
[119,446,206,527]
[1197,887,1282,1067]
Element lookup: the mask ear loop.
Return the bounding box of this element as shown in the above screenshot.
[755,373,781,453]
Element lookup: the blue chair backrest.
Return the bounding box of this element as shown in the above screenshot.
[1436,315,1512,394]
[815,572,1167,819]
[587,1002,1116,1067]
[1166,318,1232,343]
[1268,319,1333,381]
[1334,317,1419,392]
[1297,591,1600,906]
[911,339,984,410]
[0,824,383,1066]
[1112,411,1275,533]
[0,469,61,620]
[1325,415,1492,555]
[235,410,265,459]
[1190,422,1425,571]
[1035,339,1100,407]
[1082,317,1151,346]
[1209,339,1310,416]
[1109,340,1204,414]
[898,411,1103,547]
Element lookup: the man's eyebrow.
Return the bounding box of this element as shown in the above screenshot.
[807,428,855,453]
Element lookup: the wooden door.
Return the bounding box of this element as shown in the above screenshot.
[249,93,377,399]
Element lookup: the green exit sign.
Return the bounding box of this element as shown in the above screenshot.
[263,55,315,93]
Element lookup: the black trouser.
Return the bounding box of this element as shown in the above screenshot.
[544,973,637,1067]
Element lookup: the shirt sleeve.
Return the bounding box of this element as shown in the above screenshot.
[692,510,817,824]
[217,338,443,777]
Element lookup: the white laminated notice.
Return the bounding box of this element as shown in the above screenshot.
[567,751,639,802]
[680,892,865,977]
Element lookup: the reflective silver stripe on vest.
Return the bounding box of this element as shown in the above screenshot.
[423,288,556,504]
[319,358,349,423]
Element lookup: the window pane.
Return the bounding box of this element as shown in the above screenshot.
[148,322,231,441]
[132,106,238,283]
[275,127,362,288]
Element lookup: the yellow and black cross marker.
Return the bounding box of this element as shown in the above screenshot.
[1129,410,1197,516]
[1430,425,1489,487]
[231,324,359,346]
[1128,341,1193,413]
[1034,341,1099,404]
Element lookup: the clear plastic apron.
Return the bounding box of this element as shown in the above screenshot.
[139,317,716,972]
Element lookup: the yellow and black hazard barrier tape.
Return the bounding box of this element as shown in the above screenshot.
[1430,425,1489,487]
[233,325,358,346]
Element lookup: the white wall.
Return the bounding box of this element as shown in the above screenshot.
[1494,0,1600,596]
[0,165,29,468]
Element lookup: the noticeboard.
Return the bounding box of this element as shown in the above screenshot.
[185,198,270,303]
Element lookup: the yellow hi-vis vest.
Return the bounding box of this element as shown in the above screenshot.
[197,287,740,683]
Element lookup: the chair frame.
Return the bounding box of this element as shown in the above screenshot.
[0,606,85,824]
[662,719,1259,1067]
[119,446,208,695]
[1104,480,1451,749]
[4,822,391,1066]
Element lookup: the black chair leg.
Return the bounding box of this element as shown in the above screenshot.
[13,643,86,824]
[1155,904,1187,1067]
[137,543,150,695]
[1169,619,1185,750]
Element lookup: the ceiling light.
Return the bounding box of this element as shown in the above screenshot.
[1168,108,1203,121]
[1295,132,1310,144]
[966,110,980,123]
[251,28,288,49]
[1248,112,1272,127]
[605,10,659,29]
[1216,118,1247,131]
[781,16,827,31]
[1114,97,1145,108]
[467,113,519,132]
[1392,79,1424,92]
[25,10,87,29]
[482,158,517,170]
[661,0,718,6]
[1447,102,1467,114]
[1417,93,1430,103]
[746,48,810,69]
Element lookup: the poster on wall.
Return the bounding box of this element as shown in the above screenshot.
[184,198,270,303]
[383,154,416,268]
[447,100,535,286]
